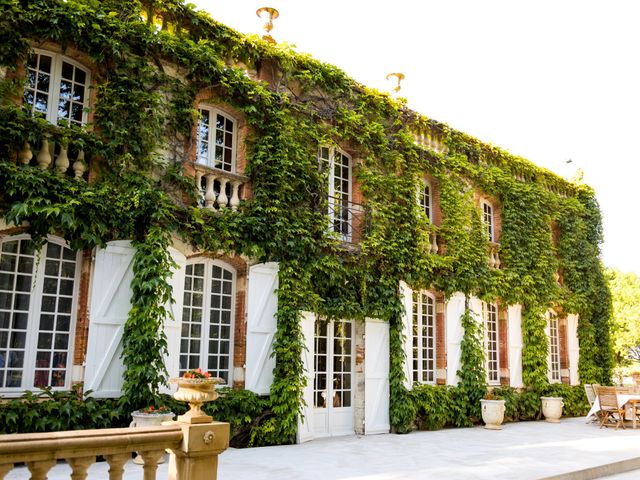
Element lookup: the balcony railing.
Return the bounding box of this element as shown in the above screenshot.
[327,196,368,244]
[488,242,501,269]
[194,163,249,211]
[0,421,229,480]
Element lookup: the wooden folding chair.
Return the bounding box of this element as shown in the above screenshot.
[584,384,596,406]
[597,386,626,430]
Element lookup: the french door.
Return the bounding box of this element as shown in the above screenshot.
[313,319,354,437]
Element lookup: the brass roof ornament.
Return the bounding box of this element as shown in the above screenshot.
[256,7,279,44]
[386,72,405,95]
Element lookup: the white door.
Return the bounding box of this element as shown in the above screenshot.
[245,263,279,395]
[84,241,135,397]
[297,311,315,443]
[364,318,390,435]
[313,318,355,437]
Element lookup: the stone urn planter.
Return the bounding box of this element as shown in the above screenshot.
[130,408,175,464]
[170,374,223,424]
[541,396,564,423]
[480,399,506,430]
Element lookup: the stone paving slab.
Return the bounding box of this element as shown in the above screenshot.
[6,417,640,479]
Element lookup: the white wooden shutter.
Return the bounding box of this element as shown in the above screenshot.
[84,241,135,397]
[507,304,523,388]
[445,292,466,386]
[399,281,413,389]
[160,247,186,394]
[364,318,390,435]
[245,262,279,394]
[297,311,315,443]
[567,314,580,385]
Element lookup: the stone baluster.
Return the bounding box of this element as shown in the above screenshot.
[26,460,56,480]
[195,170,204,204]
[430,231,439,254]
[229,180,241,211]
[217,178,229,209]
[204,174,217,210]
[36,137,52,170]
[104,453,130,480]
[0,463,13,479]
[19,142,32,165]
[73,151,86,180]
[68,456,95,480]
[488,247,496,268]
[139,450,165,480]
[493,249,501,269]
[55,143,70,175]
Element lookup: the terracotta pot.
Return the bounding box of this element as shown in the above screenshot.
[481,399,506,430]
[541,396,564,423]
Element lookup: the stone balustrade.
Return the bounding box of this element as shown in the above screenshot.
[194,164,249,211]
[412,127,448,155]
[428,229,439,254]
[0,420,229,480]
[16,136,88,180]
[488,242,501,269]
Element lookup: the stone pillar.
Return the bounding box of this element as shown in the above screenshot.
[167,421,229,480]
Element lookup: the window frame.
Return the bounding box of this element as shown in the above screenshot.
[24,49,91,126]
[318,146,353,242]
[417,179,432,220]
[411,289,437,384]
[481,200,495,242]
[0,234,81,395]
[483,301,500,385]
[196,105,238,173]
[547,310,561,383]
[180,258,236,385]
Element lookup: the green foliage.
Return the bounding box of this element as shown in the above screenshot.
[607,269,640,369]
[0,386,125,434]
[457,304,487,423]
[0,0,611,443]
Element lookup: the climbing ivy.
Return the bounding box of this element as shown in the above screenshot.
[0,0,611,441]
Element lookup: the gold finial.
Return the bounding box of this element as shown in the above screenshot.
[386,72,405,94]
[256,7,279,44]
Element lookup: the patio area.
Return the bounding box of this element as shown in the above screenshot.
[6,417,640,479]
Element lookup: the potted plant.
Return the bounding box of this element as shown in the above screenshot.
[480,390,506,430]
[540,396,564,423]
[130,405,175,464]
[170,368,224,424]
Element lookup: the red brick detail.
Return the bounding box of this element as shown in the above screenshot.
[428,288,447,385]
[559,317,570,384]
[498,304,509,386]
[73,250,92,366]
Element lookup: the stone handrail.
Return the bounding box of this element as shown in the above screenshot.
[16,136,88,180]
[194,163,249,211]
[0,420,229,480]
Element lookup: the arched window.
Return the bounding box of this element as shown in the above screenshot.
[418,180,432,220]
[0,235,80,392]
[412,290,436,384]
[547,311,561,383]
[23,50,90,126]
[483,301,499,384]
[196,106,237,173]
[481,200,494,242]
[318,146,352,241]
[180,259,235,384]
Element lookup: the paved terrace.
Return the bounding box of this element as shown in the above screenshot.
[6,417,640,479]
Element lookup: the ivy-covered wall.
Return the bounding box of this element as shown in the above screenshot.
[0,0,610,444]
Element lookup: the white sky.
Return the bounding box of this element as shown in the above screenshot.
[192,0,640,275]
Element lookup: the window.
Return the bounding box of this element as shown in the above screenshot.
[196,106,237,173]
[23,50,90,126]
[418,180,432,220]
[0,236,80,392]
[483,302,499,384]
[318,146,352,241]
[412,290,436,384]
[548,311,561,383]
[180,260,235,384]
[481,201,494,242]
